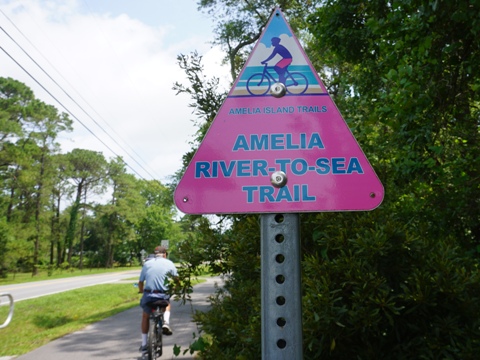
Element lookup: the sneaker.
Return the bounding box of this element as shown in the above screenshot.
[162,323,173,335]
[139,344,148,353]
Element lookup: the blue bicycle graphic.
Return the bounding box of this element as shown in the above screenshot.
[246,64,308,96]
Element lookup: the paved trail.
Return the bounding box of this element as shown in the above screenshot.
[4,276,222,360]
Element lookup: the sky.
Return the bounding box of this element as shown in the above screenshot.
[0,0,230,183]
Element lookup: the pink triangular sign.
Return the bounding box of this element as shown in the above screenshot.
[174,8,384,214]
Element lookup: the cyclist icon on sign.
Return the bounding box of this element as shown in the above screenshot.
[261,37,293,85]
[246,36,308,96]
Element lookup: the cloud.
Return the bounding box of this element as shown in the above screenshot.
[0,0,223,182]
[248,34,307,66]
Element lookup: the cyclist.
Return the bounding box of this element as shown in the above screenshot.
[138,245,178,354]
[261,37,292,85]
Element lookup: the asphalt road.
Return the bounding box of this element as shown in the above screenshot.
[0,270,141,302]
[1,275,223,360]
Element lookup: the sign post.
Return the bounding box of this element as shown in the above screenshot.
[174,7,384,359]
[261,213,302,359]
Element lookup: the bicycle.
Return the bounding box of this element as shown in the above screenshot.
[246,64,308,96]
[144,299,169,359]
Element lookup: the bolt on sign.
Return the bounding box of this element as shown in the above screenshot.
[174,8,384,214]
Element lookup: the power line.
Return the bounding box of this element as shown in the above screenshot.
[0,23,156,180]
[5,7,162,179]
[0,11,162,181]
[7,3,163,178]
[0,45,148,181]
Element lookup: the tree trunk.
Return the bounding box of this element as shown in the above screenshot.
[55,195,63,266]
[79,185,87,270]
[65,181,83,265]
[32,153,46,276]
[6,167,19,222]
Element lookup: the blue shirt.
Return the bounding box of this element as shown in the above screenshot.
[139,256,178,291]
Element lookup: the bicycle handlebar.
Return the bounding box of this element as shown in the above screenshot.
[0,293,14,329]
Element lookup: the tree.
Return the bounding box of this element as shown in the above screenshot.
[0,77,186,274]
[48,153,74,266]
[174,1,480,358]
[0,78,72,274]
[135,179,181,261]
[99,157,144,268]
[0,217,11,277]
[0,77,38,224]
[29,101,72,275]
[198,0,319,82]
[0,77,35,147]
[173,51,227,169]
[307,0,480,248]
[302,0,480,358]
[64,149,107,265]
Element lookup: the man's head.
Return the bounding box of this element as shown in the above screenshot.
[154,246,167,257]
[271,37,281,46]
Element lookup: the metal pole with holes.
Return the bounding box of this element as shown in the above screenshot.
[261,213,303,360]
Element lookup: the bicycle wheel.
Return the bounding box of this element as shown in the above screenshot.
[147,318,158,360]
[156,315,163,357]
[246,73,271,96]
[286,72,308,95]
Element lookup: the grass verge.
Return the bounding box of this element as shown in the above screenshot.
[0,267,141,285]
[0,282,139,356]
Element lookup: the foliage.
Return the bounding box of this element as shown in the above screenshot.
[64,148,108,266]
[0,283,139,356]
[0,217,10,277]
[0,77,184,274]
[177,214,262,359]
[173,51,227,169]
[0,77,75,274]
[197,0,322,81]
[301,211,480,359]
[307,0,480,249]
[173,1,480,359]
[134,179,182,260]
